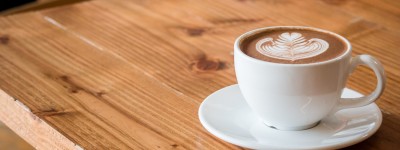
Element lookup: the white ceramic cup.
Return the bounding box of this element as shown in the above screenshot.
[234,26,386,131]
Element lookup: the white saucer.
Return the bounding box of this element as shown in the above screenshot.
[199,84,382,149]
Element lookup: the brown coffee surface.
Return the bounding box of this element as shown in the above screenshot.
[241,28,347,64]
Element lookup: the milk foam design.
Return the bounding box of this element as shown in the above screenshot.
[256,32,329,61]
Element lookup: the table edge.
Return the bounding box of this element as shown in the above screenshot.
[0,89,81,150]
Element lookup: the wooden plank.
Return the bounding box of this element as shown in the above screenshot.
[38,1,237,101]
[0,0,399,149]
[0,12,238,149]
[0,90,78,150]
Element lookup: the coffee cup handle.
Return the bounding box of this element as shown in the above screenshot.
[333,55,386,112]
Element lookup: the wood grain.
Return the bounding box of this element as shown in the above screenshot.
[0,0,399,149]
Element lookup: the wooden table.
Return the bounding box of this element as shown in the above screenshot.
[0,0,399,149]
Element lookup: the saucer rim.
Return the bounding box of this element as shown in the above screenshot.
[199,84,382,149]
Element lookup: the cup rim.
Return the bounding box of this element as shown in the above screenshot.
[234,26,352,66]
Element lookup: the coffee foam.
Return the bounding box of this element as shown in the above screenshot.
[241,28,347,64]
[255,32,329,61]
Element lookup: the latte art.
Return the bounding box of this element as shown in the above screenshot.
[255,32,329,61]
[242,28,346,64]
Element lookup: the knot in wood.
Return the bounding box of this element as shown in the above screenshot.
[191,58,222,72]
[186,28,206,36]
[0,34,10,44]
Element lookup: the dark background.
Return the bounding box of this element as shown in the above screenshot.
[0,0,36,11]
